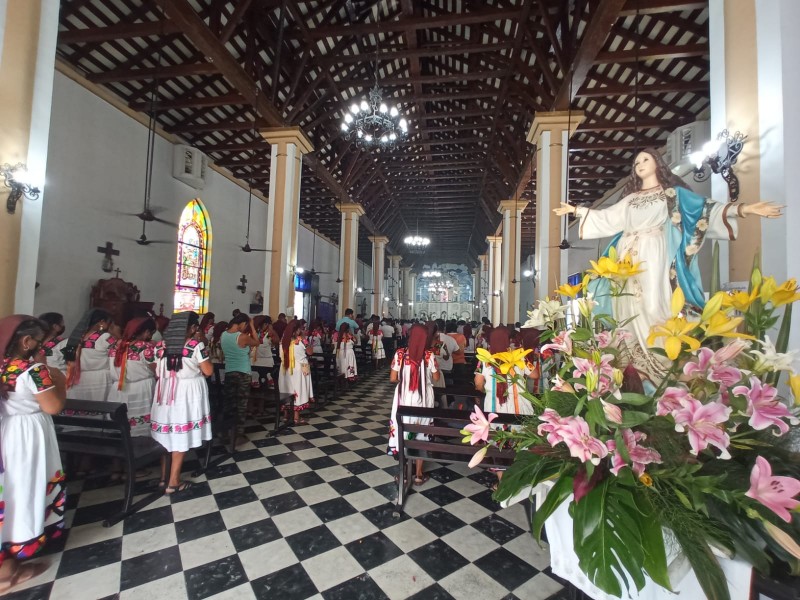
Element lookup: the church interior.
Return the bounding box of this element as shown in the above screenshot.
[0,0,798,599]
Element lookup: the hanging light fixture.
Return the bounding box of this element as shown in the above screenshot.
[340,30,407,150]
[404,217,430,254]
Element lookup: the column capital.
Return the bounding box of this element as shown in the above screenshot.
[486,235,502,245]
[526,110,585,144]
[388,254,402,263]
[400,266,412,273]
[497,199,530,214]
[368,235,390,245]
[336,202,365,216]
[261,126,314,154]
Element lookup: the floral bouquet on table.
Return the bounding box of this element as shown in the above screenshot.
[463,254,800,600]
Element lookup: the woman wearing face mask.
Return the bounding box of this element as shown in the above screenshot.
[63,309,115,401]
[555,148,782,382]
[0,315,68,592]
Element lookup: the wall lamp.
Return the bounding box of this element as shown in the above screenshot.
[689,130,746,202]
[2,163,40,214]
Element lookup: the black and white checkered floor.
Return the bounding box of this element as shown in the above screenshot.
[7,373,569,600]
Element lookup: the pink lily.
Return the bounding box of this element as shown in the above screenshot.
[595,331,613,349]
[672,398,732,459]
[559,417,609,465]
[537,408,571,446]
[745,456,800,523]
[683,347,743,387]
[606,429,662,477]
[468,446,489,469]
[732,376,799,436]
[713,338,750,363]
[463,405,498,445]
[656,386,692,416]
[541,330,573,355]
[551,375,575,393]
[601,400,623,424]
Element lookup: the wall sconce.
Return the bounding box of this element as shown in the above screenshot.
[357,287,363,293]
[2,163,40,214]
[384,296,390,302]
[492,289,502,297]
[689,130,746,202]
[523,269,534,278]
[408,302,413,307]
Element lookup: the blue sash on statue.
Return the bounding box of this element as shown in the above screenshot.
[586,186,708,319]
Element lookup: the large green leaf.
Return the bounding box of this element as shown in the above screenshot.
[570,478,648,596]
[530,473,574,540]
[671,527,731,600]
[633,491,671,590]
[493,450,559,503]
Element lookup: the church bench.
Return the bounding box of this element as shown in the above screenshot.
[53,399,165,527]
[392,405,519,518]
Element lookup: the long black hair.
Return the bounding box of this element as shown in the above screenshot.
[1,318,49,399]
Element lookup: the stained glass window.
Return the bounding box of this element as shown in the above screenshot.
[174,199,211,312]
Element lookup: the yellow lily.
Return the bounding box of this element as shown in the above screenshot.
[648,317,701,360]
[770,278,800,307]
[701,311,755,339]
[586,254,644,282]
[671,286,686,317]
[701,291,726,322]
[722,287,760,312]
[760,276,777,304]
[476,347,494,365]
[491,348,533,375]
[555,281,584,298]
[789,373,800,406]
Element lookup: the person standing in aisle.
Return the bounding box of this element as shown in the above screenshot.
[220,314,260,445]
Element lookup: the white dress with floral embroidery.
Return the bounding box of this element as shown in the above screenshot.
[334,333,358,380]
[576,188,738,380]
[68,331,115,401]
[150,340,212,452]
[387,349,437,455]
[108,341,156,436]
[0,360,65,552]
[284,340,314,411]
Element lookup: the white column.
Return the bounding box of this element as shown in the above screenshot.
[400,266,411,319]
[498,200,529,325]
[387,254,401,316]
[486,236,502,325]
[336,203,364,319]
[369,235,388,316]
[261,127,314,318]
[478,254,489,321]
[409,272,417,318]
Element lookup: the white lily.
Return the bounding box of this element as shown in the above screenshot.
[750,335,798,373]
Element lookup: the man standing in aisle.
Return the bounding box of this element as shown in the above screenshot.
[336,308,360,335]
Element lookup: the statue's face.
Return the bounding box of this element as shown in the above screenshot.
[633,151,657,180]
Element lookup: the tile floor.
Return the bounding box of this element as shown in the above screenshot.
[6,373,571,600]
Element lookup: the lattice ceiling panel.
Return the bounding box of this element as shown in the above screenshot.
[56,0,710,266]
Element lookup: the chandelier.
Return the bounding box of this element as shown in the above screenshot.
[340,49,407,150]
[422,270,441,278]
[404,235,430,255]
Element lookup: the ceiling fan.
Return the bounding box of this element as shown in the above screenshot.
[305,228,333,276]
[240,86,275,254]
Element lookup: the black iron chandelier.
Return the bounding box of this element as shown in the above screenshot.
[340,37,407,150]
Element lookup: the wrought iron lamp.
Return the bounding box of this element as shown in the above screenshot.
[404,235,430,254]
[689,130,746,202]
[2,163,40,214]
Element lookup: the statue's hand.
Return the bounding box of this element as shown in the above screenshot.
[553,202,576,216]
[743,201,784,219]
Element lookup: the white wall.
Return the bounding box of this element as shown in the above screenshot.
[35,72,270,327]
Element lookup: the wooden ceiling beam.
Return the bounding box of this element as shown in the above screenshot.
[219,0,253,45]
[166,116,269,134]
[86,61,219,84]
[595,42,708,63]
[578,117,680,133]
[317,41,512,66]
[129,92,246,111]
[306,8,524,39]
[620,0,707,16]
[577,79,707,97]
[58,20,181,44]
[552,0,627,110]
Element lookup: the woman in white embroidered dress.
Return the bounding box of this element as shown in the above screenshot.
[38,313,68,373]
[555,149,782,381]
[150,312,213,495]
[108,317,157,437]
[280,321,314,424]
[367,321,386,368]
[387,324,440,486]
[64,309,115,401]
[333,323,358,381]
[0,316,67,592]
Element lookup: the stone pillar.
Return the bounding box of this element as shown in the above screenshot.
[498,200,529,325]
[0,0,59,314]
[369,235,388,316]
[399,266,412,319]
[409,272,417,317]
[527,111,584,300]
[261,127,314,318]
[388,254,402,315]
[336,202,364,319]
[486,236,502,325]
[478,254,489,320]
[472,270,480,321]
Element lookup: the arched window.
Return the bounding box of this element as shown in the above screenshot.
[174,199,212,312]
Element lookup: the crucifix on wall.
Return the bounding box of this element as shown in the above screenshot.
[237,274,247,294]
[97,241,119,273]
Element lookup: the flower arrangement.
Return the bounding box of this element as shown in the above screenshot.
[465,256,800,600]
